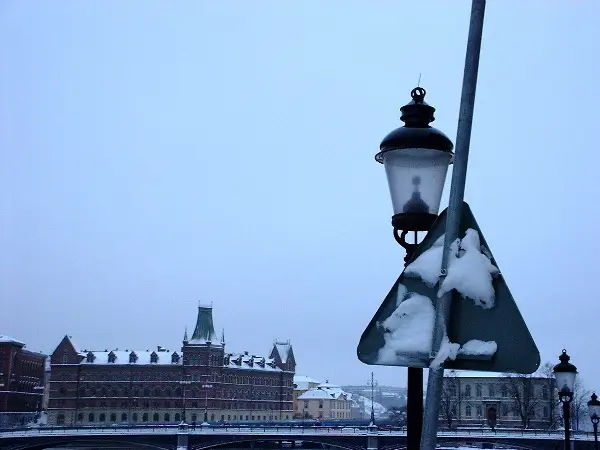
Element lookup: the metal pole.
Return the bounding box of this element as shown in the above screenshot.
[563,400,571,450]
[420,1,486,449]
[593,421,598,450]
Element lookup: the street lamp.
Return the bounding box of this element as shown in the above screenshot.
[588,392,600,450]
[179,374,192,424]
[202,381,213,423]
[553,349,577,450]
[376,87,453,450]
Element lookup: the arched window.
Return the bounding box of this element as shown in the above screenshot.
[501,385,508,397]
[210,413,215,421]
[77,413,83,422]
[465,405,472,417]
[476,384,482,397]
[144,388,151,397]
[175,413,181,422]
[57,414,65,425]
[132,413,138,422]
[175,387,182,397]
[142,413,148,422]
[88,413,95,422]
[165,388,172,397]
[489,384,495,397]
[99,413,106,422]
[476,405,482,417]
[154,387,162,397]
[121,413,127,422]
[153,413,159,421]
[110,413,116,423]
[164,413,170,422]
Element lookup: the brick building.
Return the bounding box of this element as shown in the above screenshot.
[0,336,46,427]
[48,306,295,426]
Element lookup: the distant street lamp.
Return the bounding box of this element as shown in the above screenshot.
[553,349,578,450]
[376,87,453,450]
[588,392,600,450]
[202,381,213,423]
[179,374,192,424]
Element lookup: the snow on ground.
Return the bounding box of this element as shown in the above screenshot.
[352,395,387,418]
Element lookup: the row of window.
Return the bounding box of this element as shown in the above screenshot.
[458,404,550,419]
[56,412,291,425]
[53,371,290,386]
[52,398,287,410]
[448,383,549,399]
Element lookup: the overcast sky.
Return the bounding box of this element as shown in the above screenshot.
[1,1,599,390]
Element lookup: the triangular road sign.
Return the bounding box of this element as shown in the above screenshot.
[357,202,540,374]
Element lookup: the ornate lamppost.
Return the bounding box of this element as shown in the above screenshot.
[202,380,213,423]
[179,374,192,424]
[553,349,577,450]
[588,392,600,450]
[376,86,454,450]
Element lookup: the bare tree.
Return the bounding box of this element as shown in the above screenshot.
[538,362,561,429]
[505,372,547,429]
[440,370,461,429]
[568,378,590,431]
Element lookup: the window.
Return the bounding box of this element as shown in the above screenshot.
[142,413,148,422]
[99,413,106,422]
[132,413,138,422]
[191,413,197,422]
[476,405,482,417]
[210,414,215,421]
[150,352,158,363]
[57,414,65,425]
[175,413,181,422]
[464,385,471,397]
[164,413,170,422]
[165,388,172,397]
[154,387,162,397]
[153,413,159,422]
[88,413,95,422]
[476,385,482,397]
[62,352,68,363]
[465,405,472,417]
[489,385,495,397]
[502,404,508,417]
[121,413,127,422]
[501,385,508,397]
[318,401,323,409]
[542,385,549,400]
[543,407,549,418]
[77,413,83,422]
[110,413,116,423]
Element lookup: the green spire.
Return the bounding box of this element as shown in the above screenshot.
[190,305,219,344]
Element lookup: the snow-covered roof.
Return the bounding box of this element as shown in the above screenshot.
[275,342,291,363]
[293,375,321,390]
[224,353,281,372]
[298,389,335,400]
[81,349,180,365]
[0,335,25,346]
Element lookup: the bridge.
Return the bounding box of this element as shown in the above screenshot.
[0,425,597,450]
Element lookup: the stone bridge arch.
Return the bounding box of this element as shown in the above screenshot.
[190,436,364,450]
[0,437,174,450]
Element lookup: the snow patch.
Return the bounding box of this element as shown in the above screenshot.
[438,229,499,309]
[429,335,460,369]
[405,235,446,286]
[376,293,435,364]
[458,339,498,356]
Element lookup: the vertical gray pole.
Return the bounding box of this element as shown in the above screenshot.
[420,1,486,449]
